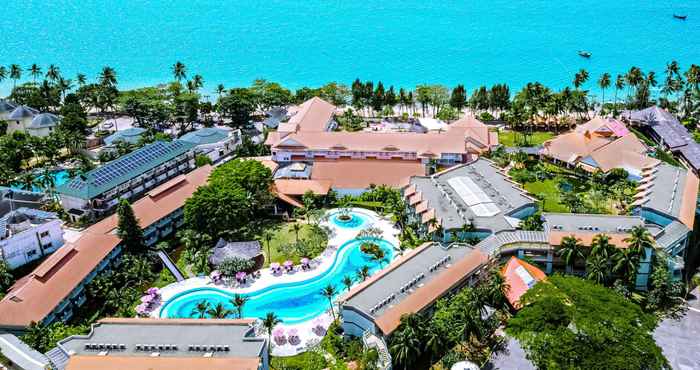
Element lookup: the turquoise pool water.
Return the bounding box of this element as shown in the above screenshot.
[10,170,70,193]
[328,211,370,230]
[2,1,699,96]
[159,238,395,323]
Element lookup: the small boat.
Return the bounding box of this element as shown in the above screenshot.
[578,50,592,58]
[673,14,687,20]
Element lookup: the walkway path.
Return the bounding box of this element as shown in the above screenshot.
[156,250,186,282]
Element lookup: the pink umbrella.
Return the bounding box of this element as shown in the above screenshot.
[284,260,293,267]
[147,287,160,296]
[235,271,247,281]
[272,327,285,337]
[210,270,222,279]
[135,303,149,315]
[300,258,310,265]
[288,328,298,337]
[140,295,154,303]
[270,262,280,270]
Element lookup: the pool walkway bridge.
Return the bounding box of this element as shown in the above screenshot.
[157,250,186,282]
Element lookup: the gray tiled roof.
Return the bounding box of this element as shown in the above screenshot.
[7,105,39,120]
[654,220,690,252]
[57,320,265,359]
[30,113,60,128]
[0,99,16,113]
[475,230,548,256]
[639,163,688,220]
[541,213,643,234]
[179,127,231,145]
[410,159,535,232]
[0,207,58,237]
[210,239,262,265]
[56,140,195,199]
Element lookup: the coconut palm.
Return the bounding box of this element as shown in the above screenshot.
[685,64,700,92]
[16,172,39,191]
[9,64,22,88]
[613,248,639,285]
[590,234,614,260]
[356,265,370,281]
[573,69,589,90]
[342,275,353,292]
[216,84,225,99]
[191,300,211,318]
[625,66,644,102]
[389,314,425,370]
[598,73,611,107]
[261,312,282,355]
[614,74,625,111]
[76,73,87,86]
[557,235,585,272]
[99,66,117,87]
[586,254,607,285]
[206,302,233,319]
[57,77,73,100]
[291,223,302,244]
[45,64,60,82]
[262,230,273,265]
[0,66,6,83]
[28,64,42,83]
[623,225,654,260]
[230,294,249,319]
[192,74,204,91]
[320,284,337,321]
[172,61,187,82]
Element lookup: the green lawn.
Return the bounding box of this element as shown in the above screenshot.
[499,130,555,147]
[523,178,569,213]
[257,222,327,266]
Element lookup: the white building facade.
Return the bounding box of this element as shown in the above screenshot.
[0,209,64,269]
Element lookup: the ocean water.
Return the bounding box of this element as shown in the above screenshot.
[1,1,699,96]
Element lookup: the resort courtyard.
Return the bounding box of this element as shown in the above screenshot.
[148,208,400,356]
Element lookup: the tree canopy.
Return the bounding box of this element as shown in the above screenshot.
[507,275,667,370]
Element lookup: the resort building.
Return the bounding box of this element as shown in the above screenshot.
[541,117,657,180]
[1,103,60,138]
[340,243,489,337]
[0,166,212,333]
[264,98,498,196]
[627,106,700,173]
[47,318,268,370]
[56,140,196,221]
[0,333,52,370]
[0,208,64,269]
[178,127,242,163]
[404,158,537,239]
[0,99,17,122]
[500,257,546,309]
[102,127,146,146]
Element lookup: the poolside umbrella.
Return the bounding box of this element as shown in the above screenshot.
[136,303,149,316]
[140,295,154,303]
[147,287,160,296]
[300,258,310,265]
[210,270,222,280]
[272,327,285,337]
[284,260,293,269]
[270,262,280,270]
[235,271,247,281]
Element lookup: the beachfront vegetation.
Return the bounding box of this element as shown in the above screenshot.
[507,275,667,370]
[497,130,554,147]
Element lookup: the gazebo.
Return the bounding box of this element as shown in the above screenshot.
[209,239,264,270]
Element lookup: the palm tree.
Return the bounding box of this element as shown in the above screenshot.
[216,84,225,99]
[625,66,644,103]
[389,314,425,370]
[172,61,187,82]
[321,284,338,321]
[613,248,639,285]
[598,73,611,108]
[573,69,589,90]
[291,223,302,244]
[590,234,613,260]
[623,225,654,260]
[356,265,370,281]
[557,235,585,272]
[45,64,61,82]
[9,64,22,88]
[191,300,211,318]
[192,74,204,91]
[206,302,233,319]
[230,294,249,319]
[28,64,42,83]
[57,77,73,100]
[261,312,282,356]
[262,231,273,265]
[76,73,87,86]
[614,74,625,111]
[342,275,354,292]
[0,66,6,84]
[685,64,700,92]
[16,172,39,191]
[99,66,117,87]
[586,254,607,284]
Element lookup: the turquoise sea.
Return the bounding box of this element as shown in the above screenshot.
[2,1,699,96]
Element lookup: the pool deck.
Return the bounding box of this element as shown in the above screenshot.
[150,208,400,356]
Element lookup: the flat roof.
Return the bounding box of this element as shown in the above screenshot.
[58,318,264,361]
[0,166,213,328]
[342,243,487,334]
[542,213,643,234]
[408,159,535,232]
[636,163,698,228]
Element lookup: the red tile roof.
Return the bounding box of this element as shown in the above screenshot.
[500,257,546,309]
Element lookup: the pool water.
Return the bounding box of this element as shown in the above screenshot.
[328,211,369,230]
[9,169,71,193]
[159,238,395,324]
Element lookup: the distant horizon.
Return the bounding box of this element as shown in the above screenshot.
[2,0,699,98]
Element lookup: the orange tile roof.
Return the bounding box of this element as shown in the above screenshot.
[374,248,488,335]
[542,131,611,164]
[311,159,424,189]
[0,166,213,328]
[421,208,436,224]
[244,156,279,173]
[679,170,699,228]
[65,356,260,370]
[500,257,546,309]
[414,201,429,214]
[588,134,658,173]
[278,97,336,133]
[273,179,331,195]
[547,231,631,248]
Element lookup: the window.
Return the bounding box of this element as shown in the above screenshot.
[27,249,38,257]
[40,230,50,238]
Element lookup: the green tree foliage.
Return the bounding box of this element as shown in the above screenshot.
[218,257,255,276]
[507,275,667,370]
[116,199,144,253]
[22,321,89,353]
[217,88,256,128]
[185,159,273,239]
[0,260,14,298]
[194,154,212,167]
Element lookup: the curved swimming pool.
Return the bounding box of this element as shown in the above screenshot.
[327,210,371,230]
[159,237,395,324]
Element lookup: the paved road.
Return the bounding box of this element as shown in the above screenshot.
[653,288,700,370]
